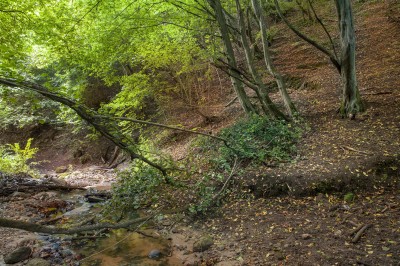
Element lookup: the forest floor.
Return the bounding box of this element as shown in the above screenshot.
[169,2,400,265]
[0,1,399,266]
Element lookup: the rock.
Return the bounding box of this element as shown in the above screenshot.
[26,258,51,266]
[11,191,29,199]
[86,196,105,203]
[4,246,32,264]
[63,203,91,216]
[148,249,161,259]
[301,234,312,240]
[184,255,201,266]
[275,251,285,260]
[60,249,73,258]
[49,177,68,186]
[193,235,213,252]
[334,230,342,237]
[55,166,68,173]
[215,261,242,266]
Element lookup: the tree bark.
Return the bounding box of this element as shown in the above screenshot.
[207,0,257,114]
[335,0,364,117]
[235,0,287,119]
[251,0,297,117]
[274,0,364,117]
[0,216,150,234]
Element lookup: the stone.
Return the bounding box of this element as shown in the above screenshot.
[301,233,312,240]
[55,166,68,173]
[215,260,241,266]
[11,191,29,199]
[26,258,51,266]
[334,230,342,237]
[193,235,214,252]
[4,246,32,264]
[86,196,105,203]
[148,249,161,259]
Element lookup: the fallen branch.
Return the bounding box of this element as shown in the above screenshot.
[0,216,151,235]
[348,223,364,236]
[340,145,372,155]
[351,224,372,243]
[211,157,239,204]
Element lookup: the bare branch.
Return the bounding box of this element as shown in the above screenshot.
[274,0,341,72]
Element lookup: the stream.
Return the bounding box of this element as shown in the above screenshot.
[50,189,182,265]
[0,171,186,265]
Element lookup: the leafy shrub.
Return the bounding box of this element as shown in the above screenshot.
[217,114,301,165]
[188,171,224,214]
[0,138,40,178]
[107,162,165,213]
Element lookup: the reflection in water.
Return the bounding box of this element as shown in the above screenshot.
[76,229,182,266]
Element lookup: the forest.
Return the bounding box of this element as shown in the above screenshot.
[0,0,399,265]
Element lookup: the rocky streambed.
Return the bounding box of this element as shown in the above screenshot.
[0,170,226,266]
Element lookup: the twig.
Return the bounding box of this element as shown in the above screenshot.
[211,157,240,203]
[349,223,364,236]
[340,145,373,155]
[351,224,372,243]
[225,96,238,107]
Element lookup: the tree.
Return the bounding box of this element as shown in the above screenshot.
[0,78,169,178]
[204,0,295,119]
[206,0,258,114]
[274,0,364,118]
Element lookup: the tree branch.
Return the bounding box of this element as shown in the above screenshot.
[307,0,339,60]
[274,0,341,72]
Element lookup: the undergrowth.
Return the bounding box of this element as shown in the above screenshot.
[187,114,303,214]
[0,138,40,178]
[207,114,302,168]
[106,115,303,216]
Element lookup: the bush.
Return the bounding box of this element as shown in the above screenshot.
[0,138,40,178]
[107,162,165,213]
[217,114,302,165]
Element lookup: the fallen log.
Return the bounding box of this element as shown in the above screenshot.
[0,216,151,235]
[0,173,83,196]
[0,206,188,235]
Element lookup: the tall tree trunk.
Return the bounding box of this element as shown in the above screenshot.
[251,0,297,117]
[274,0,364,118]
[235,0,287,119]
[207,0,257,114]
[335,0,364,117]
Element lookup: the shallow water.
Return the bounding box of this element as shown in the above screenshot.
[75,229,182,266]
[58,190,181,265]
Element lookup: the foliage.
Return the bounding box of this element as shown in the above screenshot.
[215,114,301,166]
[188,171,225,214]
[107,161,165,213]
[0,138,40,178]
[0,87,61,129]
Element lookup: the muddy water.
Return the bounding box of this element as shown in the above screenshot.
[76,229,182,266]
[59,190,182,265]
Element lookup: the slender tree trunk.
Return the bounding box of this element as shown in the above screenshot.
[207,0,257,114]
[251,0,297,117]
[235,0,287,119]
[335,0,364,117]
